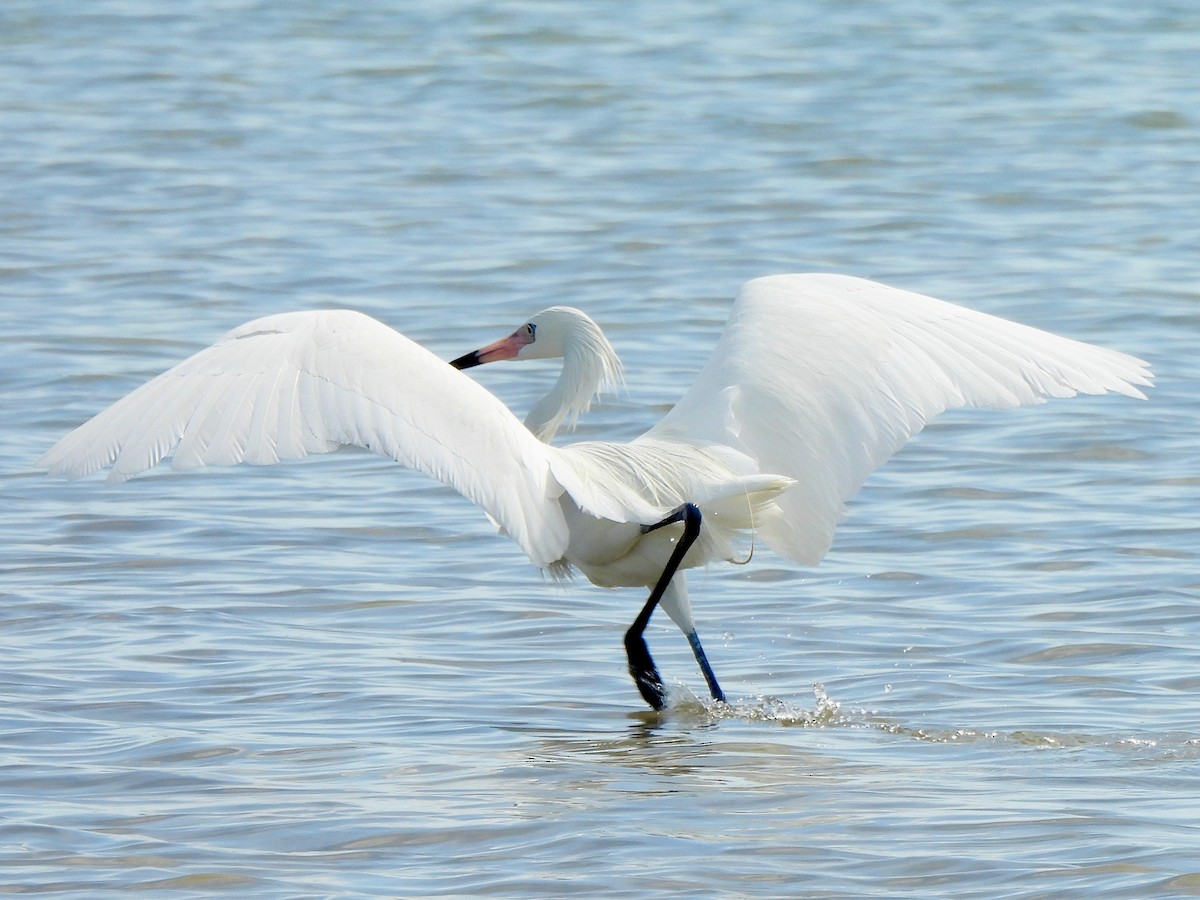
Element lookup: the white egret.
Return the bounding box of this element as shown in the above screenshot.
[39,274,1152,708]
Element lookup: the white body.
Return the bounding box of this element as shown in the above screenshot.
[39,274,1151,640]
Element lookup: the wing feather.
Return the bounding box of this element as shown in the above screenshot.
[39,310,569,567]
[647,274,1152,566]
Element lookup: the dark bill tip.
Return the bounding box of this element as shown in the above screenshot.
[449,351,482,370]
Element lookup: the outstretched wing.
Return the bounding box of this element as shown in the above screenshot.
[39,310,569,567]
[646,273,1152,566]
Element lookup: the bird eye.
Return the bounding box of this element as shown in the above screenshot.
[525,324,536,338]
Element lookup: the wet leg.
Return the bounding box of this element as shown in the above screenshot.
[687,629,726,703]
[624,503,702,710]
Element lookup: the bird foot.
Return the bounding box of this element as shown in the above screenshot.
[624,629,667,710]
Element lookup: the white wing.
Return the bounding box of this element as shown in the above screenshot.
[646,274,1153,566]
[38,310,569,567]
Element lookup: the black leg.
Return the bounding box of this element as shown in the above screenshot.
[624,625,667,710]
[624,503,702,710]
[687,629,726,704]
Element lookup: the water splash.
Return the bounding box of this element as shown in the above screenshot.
[667,685,1200,758]
[667,683,856,726]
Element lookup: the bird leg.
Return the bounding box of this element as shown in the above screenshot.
[687,629,726,705]
[625,502,703,710]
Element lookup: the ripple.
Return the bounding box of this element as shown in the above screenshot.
[3,0,1197,896]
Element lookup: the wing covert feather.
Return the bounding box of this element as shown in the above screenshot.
[38,310,569,567]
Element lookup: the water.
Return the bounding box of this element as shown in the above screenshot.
[3,1,1199,896]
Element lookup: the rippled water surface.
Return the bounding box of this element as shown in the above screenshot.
[3,1,1200,896]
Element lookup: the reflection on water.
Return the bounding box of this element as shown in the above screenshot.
[3,0,1200,895]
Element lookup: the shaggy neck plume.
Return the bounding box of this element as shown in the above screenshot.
[524,310,622,442]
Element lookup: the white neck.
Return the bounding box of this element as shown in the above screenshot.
[524,313,622,442]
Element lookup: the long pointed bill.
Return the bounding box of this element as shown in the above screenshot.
[449,327,534,370]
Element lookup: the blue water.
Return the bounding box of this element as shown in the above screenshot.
[3,1,1199,896]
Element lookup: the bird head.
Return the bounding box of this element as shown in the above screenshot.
[450,307,600,368]
[449,306,623,442]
